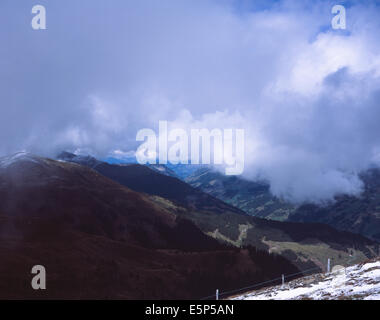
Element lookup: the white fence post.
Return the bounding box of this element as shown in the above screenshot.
[282,274,285,288]
[327,258,331,273]
[216,289,219,300]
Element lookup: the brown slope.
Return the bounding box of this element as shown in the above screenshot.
[57,151,245,215]
[0,153,299,299]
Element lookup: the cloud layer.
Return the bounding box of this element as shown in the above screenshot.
[1,0,380,203]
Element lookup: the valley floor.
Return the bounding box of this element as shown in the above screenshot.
[231,259,380,300]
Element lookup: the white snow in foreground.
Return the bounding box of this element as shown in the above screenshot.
[232,260,380,300]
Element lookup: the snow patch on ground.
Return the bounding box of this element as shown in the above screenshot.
[232,260,380,300]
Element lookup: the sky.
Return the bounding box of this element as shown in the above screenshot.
[1,0,380,203]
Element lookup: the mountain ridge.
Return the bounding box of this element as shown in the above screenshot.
[186,167,296,221]
[0,152,301,299]
[57,152,380,272]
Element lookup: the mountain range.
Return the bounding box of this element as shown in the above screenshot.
[186,167,296,221]
[290,168,380,242]
[0,151,378,299]
[57,152,380,272]
[186,166,380,243]
[0,152,299,299]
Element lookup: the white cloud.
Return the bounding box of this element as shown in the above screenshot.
[1,0,380,202]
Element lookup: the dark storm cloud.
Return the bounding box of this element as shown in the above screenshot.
[1,0,380,202]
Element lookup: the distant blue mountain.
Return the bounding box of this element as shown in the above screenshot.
[103,156,205,180]
[165,163,207,179]
[103,156,137,165]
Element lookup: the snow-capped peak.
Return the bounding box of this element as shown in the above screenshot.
[0,152,43,169]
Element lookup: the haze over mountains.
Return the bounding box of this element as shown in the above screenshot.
[3,1,380,205]
[1,0,380,301]
[290,168,380,242]
[0,151,378,298]
[186,167,296,221]
[57,152,380,271]
[0,152,300,299]
[186,166,380,243]
[98,155,380,245]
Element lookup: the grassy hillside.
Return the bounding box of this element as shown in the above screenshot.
[58,152,380,273]
[151,196,379,271]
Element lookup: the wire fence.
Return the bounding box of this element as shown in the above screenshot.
[199,265,322,300]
